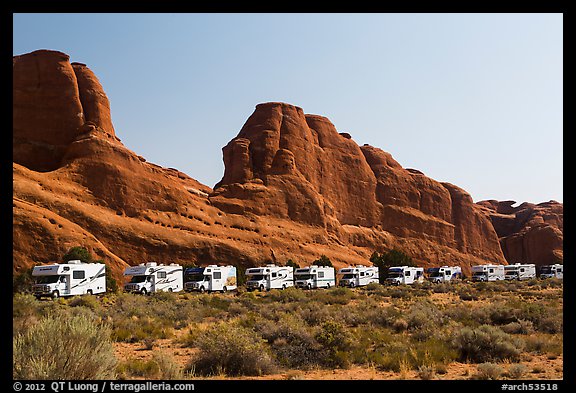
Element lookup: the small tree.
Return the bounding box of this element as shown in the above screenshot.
[284,259,299,269]
[312,255,333,267]
[63,246,93,263]
[370,249,416,283]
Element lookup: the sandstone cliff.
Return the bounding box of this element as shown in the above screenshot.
[13,49,560,282]
[476,200,563,268]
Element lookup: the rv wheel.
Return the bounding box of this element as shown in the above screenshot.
[349,283,355,288]
[282,284,287,290]
[307,283,312,290]
[326,283,331,289]
[87,290,93,295]
[52,290,60,299]
[222,287,227,293]
[259,284,265,292]
[199,287,205,293]
[168,288,173,292]
[140,288,148,296]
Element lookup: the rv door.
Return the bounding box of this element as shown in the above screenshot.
[61,275,70,295]
[147,275,155,292]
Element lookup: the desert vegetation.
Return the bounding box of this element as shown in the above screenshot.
[12,276,563,380]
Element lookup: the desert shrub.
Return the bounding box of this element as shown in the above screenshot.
[406,300,445,330]
[13,312,117,379]
[536,315,563,334]
[315,286,354,305]
[488,303,518,325]
[187,321,276,376]
[153,351,183,379]
[116,359,160,379]
[472,362,504,380]
[267,286,307,303]
[501,320,535,335]
[13,266,35,294]
[523,334,562,356]
[294,302,332,326]
[451,325,525,363]
[418,365,436,380]
[507,363,529,379]
[257,313,323,369]
[431,282,452,293]
[458,288,479,301]
[315,320,353,368]
[68,295,101,310]
[114,318,173,342]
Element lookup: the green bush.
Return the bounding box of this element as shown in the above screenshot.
[187,321,276,376]
[116,359,160,379]
[451,325,525,363]
[13,312,117,379]
[257,313,323,369]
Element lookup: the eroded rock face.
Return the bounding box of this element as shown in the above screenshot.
[14,49,560,283]
[477,200,563,267]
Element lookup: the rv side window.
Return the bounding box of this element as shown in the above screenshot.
[558,267,562,273]
[157,272,167,279]
[520,268,525,272]
[272,272,277,278]
[489,269,494,273]
[360,272,365,276]
[445,270,451,276]
[318,272,324,278]
[405,271,411,277]
[213,272,222,279]
[73,271,85,280]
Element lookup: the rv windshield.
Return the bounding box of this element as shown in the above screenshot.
[387,272,403,278]
[295,274,312,280]
[341,274,356,279]
[35,275,60,284]
[540,267,552,274]
[185,273,204,282]
[428,269,442,277]
[129,275,147,283]
[248,274,265,281]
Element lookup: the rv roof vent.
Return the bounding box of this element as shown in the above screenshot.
[67,260,82,264]
[139,263,145,267]
[146,262,158,267]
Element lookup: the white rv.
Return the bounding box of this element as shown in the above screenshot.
[338,265,379,288]
[539,264,563,279]
[32,260,106,299]
[504,263,536,281]
[294,265,335,289]
[245,264,294,291]
[184,265,237,293]
[471,264,505,282]
[123,262,183,294]
[385,266,424,285]
[426,266,462,283]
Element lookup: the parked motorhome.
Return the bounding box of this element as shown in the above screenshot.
[471,264,505,282]
[426,266,462,283]
[32,260,106,299]
[338,265,379,288]
[123,262,183,294]
[184,265,237,293]
[504,263,536,281]
[385,266,424,285]
[245,264,294,291]
[294,265,335,289]
[539,264,563,279]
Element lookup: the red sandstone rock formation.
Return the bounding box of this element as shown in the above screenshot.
[477,200,563,267]
[14,49,558,283]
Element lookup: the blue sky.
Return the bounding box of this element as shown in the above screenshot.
[13,13,563,204]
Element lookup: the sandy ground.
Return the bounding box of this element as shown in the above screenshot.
[114,337,563,381]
